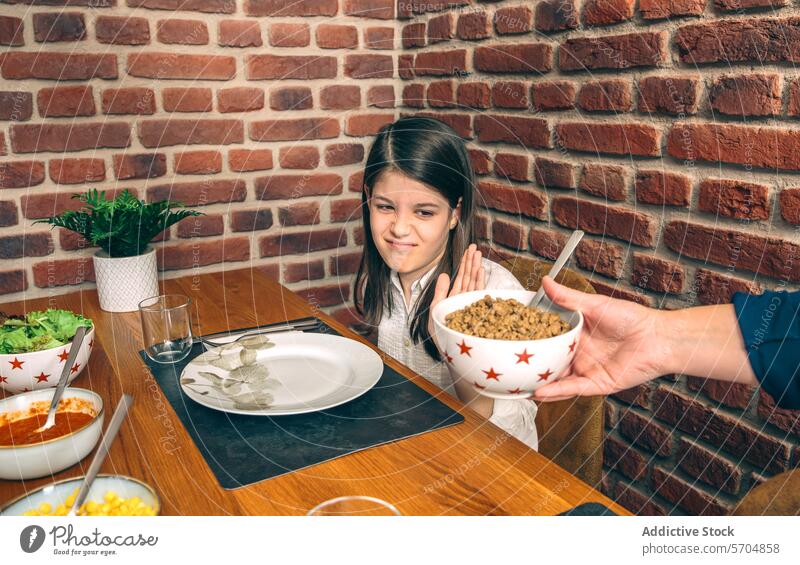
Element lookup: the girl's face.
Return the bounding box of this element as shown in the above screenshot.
[368,169,461,283]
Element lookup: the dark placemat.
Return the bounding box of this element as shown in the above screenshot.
[140,317,465,490]
[558,502,618,516]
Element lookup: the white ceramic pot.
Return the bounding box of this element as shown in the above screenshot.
[93,247,159,312]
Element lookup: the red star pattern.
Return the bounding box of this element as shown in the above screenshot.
[35,372,50,383]
[457,339,472,357]
[568,338,577,353]
[514,349,534,364]
[508,387,524,394]
[483,367,502,381]
[9,357,24,370]
[473,382,486,390]
[57,349,70,362]
[70,362,80,374]
[537,369,553,382]
[444,351,453,364]
[0,375,7,384]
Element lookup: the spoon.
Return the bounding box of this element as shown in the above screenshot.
[527,230,585,310]
[34,325,87,433]
[67,394,133,516]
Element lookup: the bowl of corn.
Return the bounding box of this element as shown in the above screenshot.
[0,474,159,516]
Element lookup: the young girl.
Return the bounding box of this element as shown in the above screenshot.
[353,116,538,450]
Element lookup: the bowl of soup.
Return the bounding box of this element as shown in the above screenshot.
[0,387,104,480]
[431,289,582,399]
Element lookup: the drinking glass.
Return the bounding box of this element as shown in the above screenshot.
[139,295,194,364]
[306,496,401,516]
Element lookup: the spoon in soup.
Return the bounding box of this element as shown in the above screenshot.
[34,325,87,433]
[527,229,584,310]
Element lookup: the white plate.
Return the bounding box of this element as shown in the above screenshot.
[179,332,383,416]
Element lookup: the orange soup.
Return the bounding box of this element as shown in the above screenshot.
[0,411,94,446]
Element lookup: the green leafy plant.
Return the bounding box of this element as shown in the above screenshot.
[35,189,203,258]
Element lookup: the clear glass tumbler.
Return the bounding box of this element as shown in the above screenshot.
[306,496,401,516]
[139,294,194,364]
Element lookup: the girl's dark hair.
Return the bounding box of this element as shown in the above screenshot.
[352,116,476,362]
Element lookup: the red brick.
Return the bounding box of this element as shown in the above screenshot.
[10,122,129,153]
[269,22,309,47]
[492,82,528,109]
[698,178,770,221]
[0,16,24,46]
[475,114,550,149]
[687,376,756,410]
[229,149,273,172]
[284,260,325,283]
[604,435,647,481]
[664,220,800,282]
[0,92,32,121]
[402,22,425,48]
[492,220,527,251]
[325,143,364,167]
[780,187,800,224]
[278,146,320,169]
[414,110,471,139]
[694,268,762,305]
[218,20,261,47]
[295,284,350,307]
[428,81,454,108]
[529,226,566,260]
[575,239,625,279]
[174,150,222,175]
[531,81,576,111]
[320,85,360,110]
[402,84,425,108]
[37,85,94,117]
[343,0,393,19]
[316,24,358,49]
[259,228,347,257]
[457,82,490,109]
[162,88,213,112]
[494,153,529,182]
[2,53,117,80]
[786,80,800,117]
[677,437,741,494]
[348,171,365,193]
[613,384,653,409]
[632,254,685,294]
[246,54,336,80]
[494,5,533,35]
[255,174,342,200]
[577,80,632,112]
[553,196,657,246]
[102,87,155,115]
[0,161,45,188]
[138,118,242,147]
[535,0,578,32]
[560,31,667,71]
[345,54,393,79]
[414,49,467,76]
[113,153,166,180]
[0,269,26,294]
[579,163,628,201]
[614,481,666,516]
[157,19,208,45]
[345,113,394,136]
[477,180,547,219]
[245,0,337,16]
[130,0,235,13]
[398,54,414,79]
[48,158,105,184]
[534,157,578,189]
[676,18,800,65]
[474,44,552,74]
[638,76,699,115]
[588,279,652,306]
[230,209,274,233]
[635,170,692,207]
[709,74,781,117]
[583,0,634,26]
[329,252,362,276]
[367,85,394,108]
[96,16,150,45]
[22,190,134,221]
[640,0,705,19]
[469,148,491,175]
[365,26,393,50]
[218,87,264,113]
[556,122,661,157]
[32,258,94,288]
[278,202,320,226]
[757,390,800,439]
[330,198,363,223]
[158,238,249,271]
[176,214,224,238]
[148,179,246,206]
[128,52,234,80]
[0,201,18,227]
[651,467,729,516]
[457,12,489,40]
[427,13,453,44]
[33,12,86,42]
[250,117,339,141]
[715,0,786,10]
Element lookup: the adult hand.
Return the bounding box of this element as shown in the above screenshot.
[533,276,671,402]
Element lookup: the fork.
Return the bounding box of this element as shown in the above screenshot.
[198,318,320,350]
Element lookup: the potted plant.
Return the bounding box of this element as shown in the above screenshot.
[36,189,203,312]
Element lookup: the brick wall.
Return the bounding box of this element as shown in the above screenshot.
[2,0,799,516]
[398,0,800,515]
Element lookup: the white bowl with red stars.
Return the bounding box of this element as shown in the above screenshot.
[0,326,95,395]
[432,290,583,399]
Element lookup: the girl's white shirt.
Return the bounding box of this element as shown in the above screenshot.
[377,257,538,450]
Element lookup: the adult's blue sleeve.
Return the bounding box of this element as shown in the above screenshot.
[732,290,800,410]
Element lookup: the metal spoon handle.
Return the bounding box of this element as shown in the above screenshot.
[68,394,133,516]
[41,326,87,430]
[528,230,585,309]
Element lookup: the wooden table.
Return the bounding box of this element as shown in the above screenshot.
[0,268,628,515]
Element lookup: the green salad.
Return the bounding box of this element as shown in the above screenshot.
[0,309,93,354]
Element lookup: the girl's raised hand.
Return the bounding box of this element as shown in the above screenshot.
[428,243,486,350]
